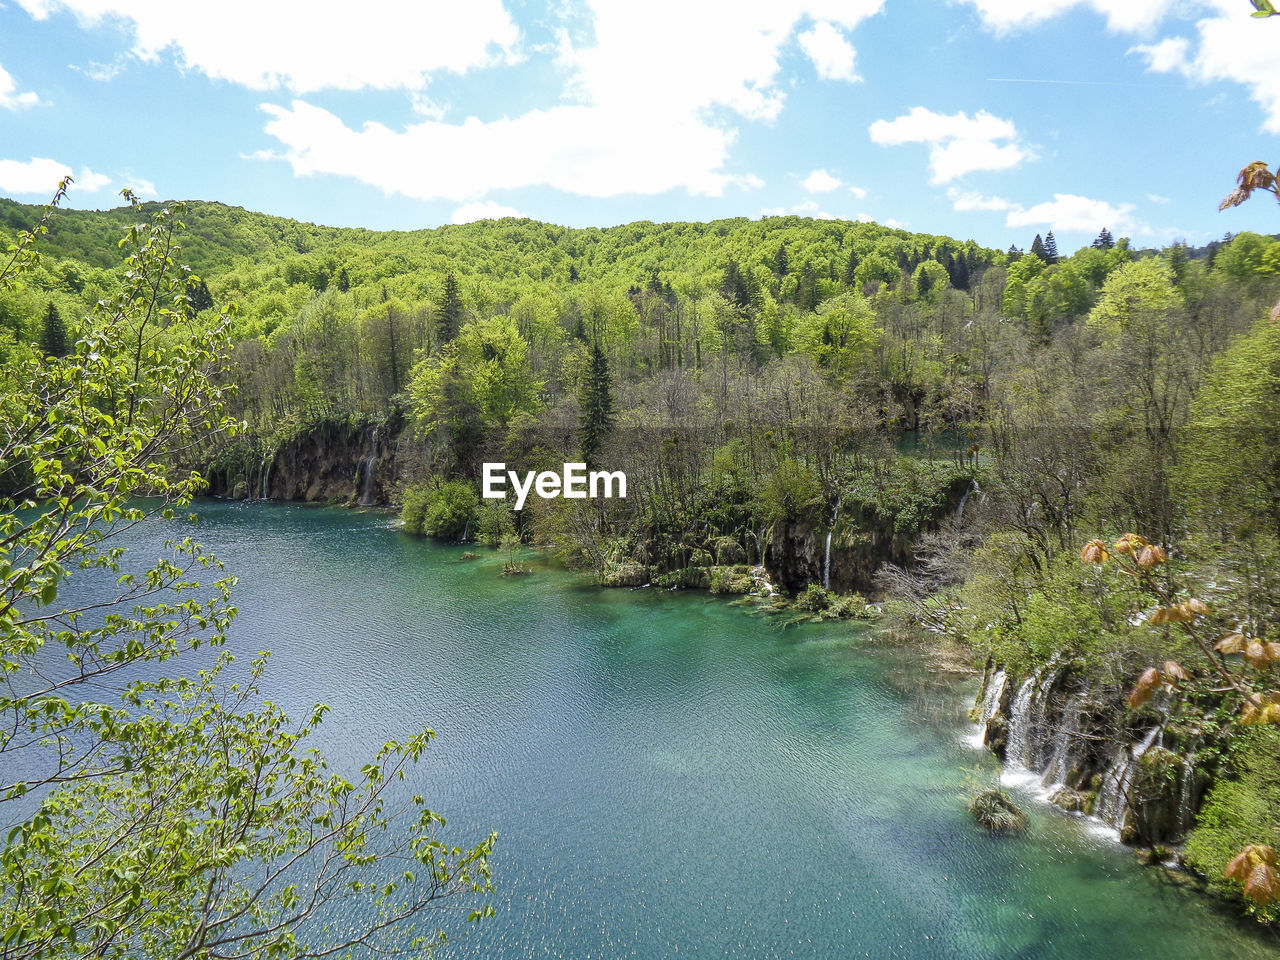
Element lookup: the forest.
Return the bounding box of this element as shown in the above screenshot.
[2,190,1279,927]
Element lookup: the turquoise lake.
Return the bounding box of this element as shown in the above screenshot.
[94,502,1280,958]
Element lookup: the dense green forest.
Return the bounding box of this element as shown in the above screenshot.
[2,194,1279,921]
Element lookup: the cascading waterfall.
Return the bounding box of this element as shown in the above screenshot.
[822,498,841,591]
[1004,659,1063,772]
[1094,724,1162,830]
[967,668,1006,748]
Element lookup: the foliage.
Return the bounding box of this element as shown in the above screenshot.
[421,480,480,541]
[1184,727,1280,921]
[0,195,494,956]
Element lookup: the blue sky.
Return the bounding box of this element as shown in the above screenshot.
[1,0,1278,253]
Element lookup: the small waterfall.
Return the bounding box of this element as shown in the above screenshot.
[359,457,376,506]
[955,479,979,524]
[1094,724,1162,830]
[259,455,272,501]
[1178,751,1198,833]
[1005,660,1062,772]
[822,498,841,591]
[1041,693,1089,787]
[967,668,1006,748]
[358,426,380,507]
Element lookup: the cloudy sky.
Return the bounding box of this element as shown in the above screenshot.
[1,1,1278,252]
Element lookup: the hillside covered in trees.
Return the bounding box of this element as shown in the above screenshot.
[3,195,1279,920]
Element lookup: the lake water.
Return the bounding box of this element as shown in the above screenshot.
[76,502,1279,958]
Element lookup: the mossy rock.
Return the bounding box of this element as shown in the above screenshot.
[602,562,650,587]
[708,566,755,594]
[1048,786,1095,815]
[970,789,1029,835]
[711,537,747,565]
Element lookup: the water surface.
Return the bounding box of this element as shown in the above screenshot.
[84,502,1279,959]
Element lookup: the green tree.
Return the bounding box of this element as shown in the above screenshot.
[578,340,615,468]
[37,300,68,358]
[791,291,880,379]
[0,194,495,957]
[436,272,463,345]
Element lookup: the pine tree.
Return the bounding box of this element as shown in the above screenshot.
[336,266,350,292]
[774,244,789,279]
[1007,244,1023,263]
[843,247,860,286]
[187,278,214,314]
[1030,234,1048,263]
[436,273,463,346]
[578,340,615,468]
[39,301,69,358]
[1043,231,1059,263]
[721,261,749,309]
[1091,228,1115,250]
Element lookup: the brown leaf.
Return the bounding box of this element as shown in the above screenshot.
[1162,660,1191,683]
[1184,598,1211,616]
[1226,850,1254,883]
[1243,862,1278,908]
[1080,539,1109,565]
[1136,545,1169,569]
[1129,667,1163,709]
[1112,533,1146,556]
[1216,632,1248,654]
[1149,605,1192,625]
[1244,641,1273,669]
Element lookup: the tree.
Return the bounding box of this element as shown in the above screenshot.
[187,276,214,313]
[578,340,615,468]
[1043,231,1059,264]
[0,191,495,956]
[1092,228,1115,250]
[38,300,68,357]
[436,272,463,345]
[1030,233,1048,263]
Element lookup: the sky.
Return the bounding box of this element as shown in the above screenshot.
[0,0,1278,253]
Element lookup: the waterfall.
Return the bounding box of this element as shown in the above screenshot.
[1094,724,1162,830]
[358,426,380,507]
[822,498,841,591]
[1178,752,1197,833]
[1005,660,1062,772]
[359,457,376,507]
[259,455,272,501]
[967,668,1006,748]
[1041,693,1089,787]
[955,479,979,524]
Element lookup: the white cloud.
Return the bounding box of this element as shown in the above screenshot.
[791,199,837,219]
[848,184,867,199]
[960,0,1170,35]
[947,188,1013,212]
[124,176,157,198]
[801,168,842,193]
[451,200,523,223]
[797,21,858,81]
[869,107,1031,183]
[260,2,884,202]
[1005,192,1138,233]
[15,0,521,93]
[0,63,40,109]
[1147,193,1171,205]
[856,213,907,229]
[0,157,112,196]
[70,59,126,82]
[960,1,1280,134]
[1131,5,1280,133]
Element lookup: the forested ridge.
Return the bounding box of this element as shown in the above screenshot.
[3,193,1280,922]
